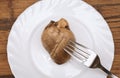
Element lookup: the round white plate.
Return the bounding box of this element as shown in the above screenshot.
[7,0,114,78]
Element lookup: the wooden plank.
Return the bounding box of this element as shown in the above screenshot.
[115,48,120,54]
[0,1,10,19]
[114,39,120,43]
[114,43,120,56]
[0,31,9,54]
[114,42,120,48]
[110,24,120,32]
[0,0,14,31]
[108,21,120,28]
[113,32,120,39]
[106,17,120,23]
[111,28,120,32]
[112,55,120,76]
[0,19,14,30]
[0,75,14,78]
[84,0,120,5]
[13,0,37,18]
[94,5,120,19]
[0,53,12,75]
[108,21,120,41]
[0,32,12,75]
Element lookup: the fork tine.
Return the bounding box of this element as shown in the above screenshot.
[69,40,90,55]
[64,47,85,62]
[66,44,88,59]
[69,40,88,48]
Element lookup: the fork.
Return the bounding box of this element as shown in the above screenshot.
[64,40,118,78]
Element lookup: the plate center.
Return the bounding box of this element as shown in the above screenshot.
[30,16,94,78]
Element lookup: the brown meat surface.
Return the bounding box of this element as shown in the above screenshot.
[42,18,75,64]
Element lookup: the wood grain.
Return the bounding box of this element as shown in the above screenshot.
[0,1,10,19]
[0,53,11,75]
[0,31,9,54]
[13,0,38,17]
[0,0,120,78]
[84,0,120,5]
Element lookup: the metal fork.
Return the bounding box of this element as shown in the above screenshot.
[64,40,118,78]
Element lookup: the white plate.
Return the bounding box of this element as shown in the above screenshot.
[7,0,114,78]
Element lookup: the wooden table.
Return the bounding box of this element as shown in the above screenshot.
[0,0,120,78]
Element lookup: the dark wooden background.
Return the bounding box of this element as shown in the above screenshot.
[0,0,120,78]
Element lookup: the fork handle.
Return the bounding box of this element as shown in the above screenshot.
[98,64,119,78]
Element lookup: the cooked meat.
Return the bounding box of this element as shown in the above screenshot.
[41,18,75,64]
